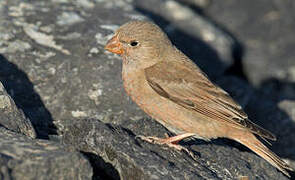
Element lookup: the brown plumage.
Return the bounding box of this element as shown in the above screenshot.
[105,20,293,177]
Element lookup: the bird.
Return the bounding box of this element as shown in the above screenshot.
[104,20,293,177]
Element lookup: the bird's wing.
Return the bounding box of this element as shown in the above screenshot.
[144,60,276,140]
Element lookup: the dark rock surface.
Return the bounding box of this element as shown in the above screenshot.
[0,0,148,138]
[0,126,92,180]
[0,0,294,179]
[63,118,288,180]
[207,0,295,86]
[0,82,36,138]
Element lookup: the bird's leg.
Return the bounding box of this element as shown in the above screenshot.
[136,133,195,151]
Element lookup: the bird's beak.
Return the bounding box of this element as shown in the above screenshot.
[104,35,124,55]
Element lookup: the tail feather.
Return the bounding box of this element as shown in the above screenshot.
[236,134,293,177]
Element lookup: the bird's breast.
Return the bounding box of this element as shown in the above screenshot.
[122,68,193,134]
[122,69,150,107]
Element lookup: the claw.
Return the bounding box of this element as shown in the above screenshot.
[136,134,198,160]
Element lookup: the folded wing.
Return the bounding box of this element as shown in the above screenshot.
[144,60,276,141]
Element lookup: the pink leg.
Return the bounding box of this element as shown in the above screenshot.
[137,133,195,151]
[161,133,196,144]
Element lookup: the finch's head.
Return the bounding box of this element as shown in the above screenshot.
[105,21,172,67]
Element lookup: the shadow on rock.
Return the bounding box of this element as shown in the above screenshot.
[249,78,295,159]
[0,54,56,138]
[260,78,295,101]
[173,0,248,81]
[82,151,120,180]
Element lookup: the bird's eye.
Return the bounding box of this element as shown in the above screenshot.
[130,41,139,47]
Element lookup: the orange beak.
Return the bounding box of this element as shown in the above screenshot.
[104,35,124,55]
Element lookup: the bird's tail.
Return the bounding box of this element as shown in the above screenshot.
[235,133,293,177]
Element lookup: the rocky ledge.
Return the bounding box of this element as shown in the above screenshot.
[0,0,294,179]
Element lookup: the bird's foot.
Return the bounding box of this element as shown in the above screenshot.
[136,135,185,150]
[136,133,197,159]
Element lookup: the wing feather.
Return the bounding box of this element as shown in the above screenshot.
[145,60,276,140]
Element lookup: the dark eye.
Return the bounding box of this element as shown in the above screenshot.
[130,41,139,47]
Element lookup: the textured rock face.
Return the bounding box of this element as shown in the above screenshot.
[0,0,294,179]
[0,0,147,138]
[0,126,92,180]
[207,0,295,86]
[0,82,36,138]
[63,118,289,180]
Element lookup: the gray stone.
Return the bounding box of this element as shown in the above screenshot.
[279,100,295,122]
[0,0,147,137]
[245,91,295,160]
[63,118,289,180]
[0,82,36,138]
[57,12,85,26]
[177,0,211,8]
[207,0,295,86]
[0,127,92,180]
[1,0,294,179]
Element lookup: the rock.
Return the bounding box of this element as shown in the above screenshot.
[0,0,147,137]
[207,0,295,85]
[0,127,92,180]
[0,55,53,138]
[279,100,295,122]
[245,91,295,160]
[259,78,295,101]
[178,0,211,8]
[63,118,288,180]
[1,0,294,179]
[0,81,36,138]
